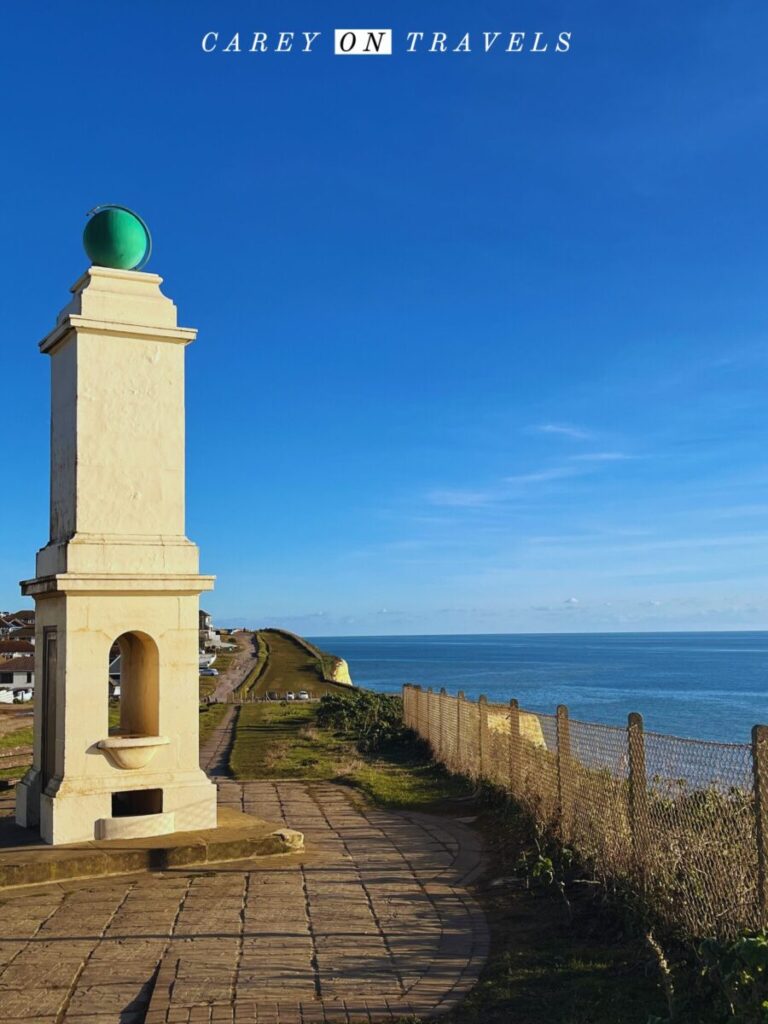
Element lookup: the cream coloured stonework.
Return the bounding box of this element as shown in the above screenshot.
[16,267,217,845]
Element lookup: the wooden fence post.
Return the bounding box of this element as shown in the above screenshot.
[628,712,649,870]
[426,688,433,750]
[753,725,768,925]
[556,705,572,838]
[508,699,521,795]
[457,691,465,775]
[410,684,417,730]
[439,687,446,760]
[478,695,488,781]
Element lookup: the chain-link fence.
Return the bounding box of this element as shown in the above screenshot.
[403,684,768,940]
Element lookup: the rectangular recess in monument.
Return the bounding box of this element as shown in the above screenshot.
[40,627,57,790]
[111,788,163,818]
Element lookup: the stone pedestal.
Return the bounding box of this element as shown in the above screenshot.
[16,266,218,845]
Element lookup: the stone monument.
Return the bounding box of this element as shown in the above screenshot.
[15,207,219,844]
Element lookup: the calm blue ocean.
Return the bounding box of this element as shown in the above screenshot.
[308,632,768,744]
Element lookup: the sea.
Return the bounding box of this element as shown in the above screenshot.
[308,632,768,745]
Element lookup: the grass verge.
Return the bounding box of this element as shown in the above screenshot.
[0,724,33,749]
[199,702,228,747]
[199,676,218,700]
[230,703,356,780]
[229,702,472,803]
[244,631,353,701]
[235,632,270,699]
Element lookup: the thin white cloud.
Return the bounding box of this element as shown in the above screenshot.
[427,489,493,508]
[709,504,768,519]
[539,532,768,555]
[570,452,632,462]
[505,466,579,485]
[534,422,593,440]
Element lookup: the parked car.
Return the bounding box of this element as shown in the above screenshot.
[297,690,310,701]
[266,691,279,701]
[200,668,219,677]
[285,691,295,701]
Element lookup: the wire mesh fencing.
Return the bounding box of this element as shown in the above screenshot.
[403,684,766,941]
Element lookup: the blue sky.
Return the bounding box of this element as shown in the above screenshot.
[3,1,768,634]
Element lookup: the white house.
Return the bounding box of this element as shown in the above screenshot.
[0,656,34,692]
[199,609,222,650]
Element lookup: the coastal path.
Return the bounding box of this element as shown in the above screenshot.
[210,632,260,703]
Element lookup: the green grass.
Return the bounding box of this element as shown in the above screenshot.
[0,724,33,749]
[106,703,124,734]
[230,703,355,780]
[235,632,270,699]
[244,631,353,701]
[0,717,34,781]
[211,650,236,675]
[351,749,474,808]
[229,702,473,805]
[198,703,228,746]
[199,676,217,700]
[447,905,666,1024]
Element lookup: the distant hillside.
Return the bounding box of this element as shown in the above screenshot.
[262,628,353,685]
[235,629,354,701]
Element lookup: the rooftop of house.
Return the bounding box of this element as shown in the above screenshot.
[10,627,35,639]
[0,640,34,654]
[0,656,35,673]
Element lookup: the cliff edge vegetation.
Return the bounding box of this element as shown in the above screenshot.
[261,627,353,685]
[234,628,354,701]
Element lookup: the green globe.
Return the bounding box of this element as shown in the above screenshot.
[83,207,151,270]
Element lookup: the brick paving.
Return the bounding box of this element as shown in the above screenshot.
[0,780,488,1023]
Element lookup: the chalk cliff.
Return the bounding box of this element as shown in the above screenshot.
[329,657,353,686]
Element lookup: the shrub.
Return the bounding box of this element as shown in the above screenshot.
[317,690,413,753]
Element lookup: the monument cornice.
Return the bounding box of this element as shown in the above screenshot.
[40,316,197,355]
[21,572,216,597]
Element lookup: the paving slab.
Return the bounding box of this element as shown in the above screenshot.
[0,779,488,1023]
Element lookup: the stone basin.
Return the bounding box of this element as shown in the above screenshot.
[97,734,170,770]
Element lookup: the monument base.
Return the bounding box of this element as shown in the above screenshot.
[0,792,303,891]
[17,768,218,845]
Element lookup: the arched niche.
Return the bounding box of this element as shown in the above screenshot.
[110,630,160,736]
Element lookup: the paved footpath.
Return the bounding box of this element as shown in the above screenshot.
[211,634,259,704]
[200,706,239,777]
[0,756,489,1023]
